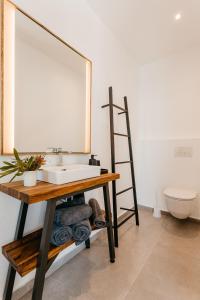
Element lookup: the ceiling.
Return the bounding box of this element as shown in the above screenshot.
[86,0,200,64]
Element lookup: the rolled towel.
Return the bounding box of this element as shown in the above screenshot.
[89,198,106,228]
[50,224,73,246]
[72,219,91,245]
[58,193,85,209]
[54,204,92,226]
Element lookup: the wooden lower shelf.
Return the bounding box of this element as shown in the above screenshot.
[2,225,101,277]
[2,229,74,277]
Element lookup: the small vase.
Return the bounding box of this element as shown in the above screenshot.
[23,171,37,187]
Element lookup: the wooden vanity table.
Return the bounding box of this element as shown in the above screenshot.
[0,173,119,300]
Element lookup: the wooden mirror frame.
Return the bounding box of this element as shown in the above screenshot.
[0,0,92,155]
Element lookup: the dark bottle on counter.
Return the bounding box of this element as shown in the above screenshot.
[89,154,100,166]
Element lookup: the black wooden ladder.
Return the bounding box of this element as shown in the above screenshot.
[102,86,139,247]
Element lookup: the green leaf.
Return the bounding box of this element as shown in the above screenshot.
[13,148,21,163]
[0,165,14,171]
[3,161,16,167]
[0,168,18,178]
[27,156,34,170]
[9,172,18,182]
[18,161,25,172]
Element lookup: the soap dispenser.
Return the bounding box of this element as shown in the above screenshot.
[89,154,100,166]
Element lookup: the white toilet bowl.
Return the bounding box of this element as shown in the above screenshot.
[163,187,197,219]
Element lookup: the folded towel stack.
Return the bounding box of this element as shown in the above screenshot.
[50,194,92,246]
[89,198,106,228]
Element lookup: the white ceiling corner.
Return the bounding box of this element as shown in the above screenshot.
[86,0,200,64]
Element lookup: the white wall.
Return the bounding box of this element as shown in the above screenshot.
[0,0,138,297]
[137,45,200,217]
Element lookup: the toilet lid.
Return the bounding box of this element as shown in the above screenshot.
[163,187,197,200]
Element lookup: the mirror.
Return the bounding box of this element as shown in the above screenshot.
[1,0,91,154]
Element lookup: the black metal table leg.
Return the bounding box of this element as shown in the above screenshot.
[3,202,28,300]
[112,180,119,247]
[85,238,90,249]
[103,184,115,263]
[32,200,57,300]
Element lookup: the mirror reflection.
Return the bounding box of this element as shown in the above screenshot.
[2,3,91,154]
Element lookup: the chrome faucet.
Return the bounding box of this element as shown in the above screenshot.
[46,148,73,166]
[46,147,64,166]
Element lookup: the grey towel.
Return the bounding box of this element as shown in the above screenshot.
[72,219,91,245]
[54,204,92,226]
[58,193,85,209]
[89,198,106,228]
[50,224,72,246]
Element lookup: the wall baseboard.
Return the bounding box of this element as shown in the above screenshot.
[138,202,200,223]
[138,204,153,212]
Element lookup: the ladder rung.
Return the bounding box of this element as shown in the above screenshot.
[115,161,132,165]
[101,103,126,112]
[101,104,109,108]
[116,186,133,196]
[120,207,135,212]
[118,111,127,115]
[114,132,129,137]
[113,104,126,111]
[117,212,135,228]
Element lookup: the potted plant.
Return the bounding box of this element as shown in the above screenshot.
[0,149,45,186]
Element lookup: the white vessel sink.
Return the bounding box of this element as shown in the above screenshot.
[37,164,101,185]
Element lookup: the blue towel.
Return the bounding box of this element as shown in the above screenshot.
[54,204,92,226]
[50,224,72,246]
[72,219,91,245]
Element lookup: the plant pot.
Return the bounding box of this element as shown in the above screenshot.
[23,171,37,187]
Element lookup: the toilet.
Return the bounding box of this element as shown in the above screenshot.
[163,187,197,219]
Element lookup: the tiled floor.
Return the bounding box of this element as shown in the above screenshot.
[19,209,200,300]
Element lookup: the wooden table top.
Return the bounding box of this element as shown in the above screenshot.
[0,173,120,204]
